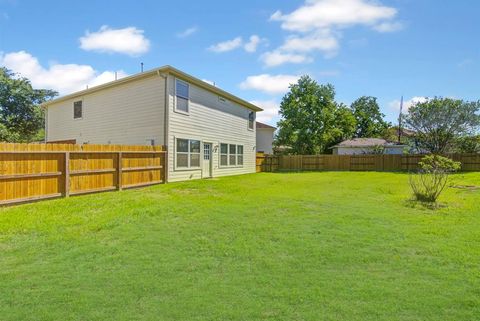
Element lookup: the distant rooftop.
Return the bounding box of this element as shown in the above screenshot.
[256,122,276,130]
[332,138,406,148]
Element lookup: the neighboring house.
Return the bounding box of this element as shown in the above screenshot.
[331,138,407,155]
[43,65,262,182]
[256,122,276,154]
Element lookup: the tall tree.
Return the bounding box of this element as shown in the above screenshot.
[404,97,480,153]
[275,76,356,154]
[350,96,390,138]
[0,67,57,142]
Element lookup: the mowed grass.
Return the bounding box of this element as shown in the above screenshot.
[0,172,479,321]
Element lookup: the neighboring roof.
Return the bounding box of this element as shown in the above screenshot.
[256,122,276,130]
[42,65,262,112]
[331,138,407,148]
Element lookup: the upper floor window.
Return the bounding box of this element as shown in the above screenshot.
[248,111,255,130]
[175,79,189,113]
[73,101,83,119]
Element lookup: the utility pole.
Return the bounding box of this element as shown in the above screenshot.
[398,96,404,143]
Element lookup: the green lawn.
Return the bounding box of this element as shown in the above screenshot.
[1,172,479,321]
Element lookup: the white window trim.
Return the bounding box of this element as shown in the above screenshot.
[219,143,244,168]
[73,100,83,120]
[174,78,190,115]
[174,137,201,171]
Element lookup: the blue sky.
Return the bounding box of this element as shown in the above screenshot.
[1,0,479,125]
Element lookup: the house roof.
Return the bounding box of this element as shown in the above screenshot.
[331,138,407,148]
[256,122,276,130]
[41,65,263,112]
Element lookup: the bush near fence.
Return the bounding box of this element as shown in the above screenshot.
[0,143,166,205]
[256,153,480,172]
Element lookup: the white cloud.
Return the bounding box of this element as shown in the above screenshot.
[0,51,128,95]
[244,35,263,53]
[251,99,280,124]
[271,0,398,32]
[389,96,429,112]
[267,0,402,66]
[79,25,150,56]
[209,35,267,53]
[208,37,243,53]
[177,26,198,38]
[280,30,339,56]
[261,51,312,68]
[240,74,300,94]
[373,21,404,33]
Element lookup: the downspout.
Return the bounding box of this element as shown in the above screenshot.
[157,70,169,182]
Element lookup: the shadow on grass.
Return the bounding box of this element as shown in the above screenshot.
[404,198,448,211]
[264,170,410,174]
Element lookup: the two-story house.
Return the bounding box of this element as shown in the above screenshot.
[43,66,262,182]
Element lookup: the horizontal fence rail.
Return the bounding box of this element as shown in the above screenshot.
[256,153,480,173]
[0,143,166,206]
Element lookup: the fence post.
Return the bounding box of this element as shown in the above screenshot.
[64,152,70,197]
[117,152,123,190]
[163,149,168,183]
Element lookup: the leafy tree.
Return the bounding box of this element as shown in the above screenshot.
[275,76,356,154]
[404,97,480,154]
[0,67,57,142]
[350,96,390,138]
[453,135,480,153]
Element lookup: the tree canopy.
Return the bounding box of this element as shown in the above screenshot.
[404,97,480,153]
[350,96,389,138]
[275,76,355,154]
[0,67,57,142]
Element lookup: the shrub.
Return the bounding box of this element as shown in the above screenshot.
[409,155,461,203]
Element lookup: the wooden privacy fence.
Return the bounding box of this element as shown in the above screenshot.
[256,152,279,172]
[0,143,166,205]
[256,153,480,172]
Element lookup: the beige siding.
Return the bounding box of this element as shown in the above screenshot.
[166,75,256,182]
[256,128,275,154]
[47,74,166,145]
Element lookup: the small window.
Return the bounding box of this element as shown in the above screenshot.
[248,111,255,130]
[74,101,83,119]
[176,138,200,169]
[229,144,236,166]
[220,143,228,166]
[175,79,189,113]
[237,145,244,165]
[220,143,243,167]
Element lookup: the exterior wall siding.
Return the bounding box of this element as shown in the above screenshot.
[166,75,256,182]
[47,74,166,146]
[256,128,275,154]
